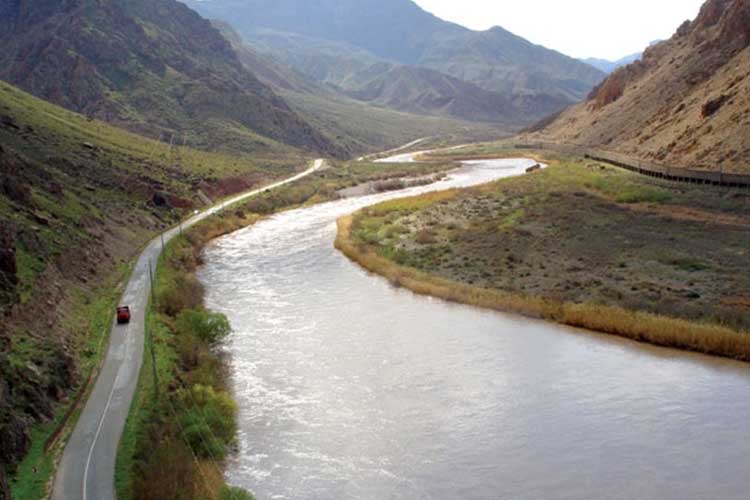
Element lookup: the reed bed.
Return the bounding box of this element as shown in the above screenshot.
[336,216,750,361]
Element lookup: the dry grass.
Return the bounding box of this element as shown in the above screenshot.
[336,216,750,361]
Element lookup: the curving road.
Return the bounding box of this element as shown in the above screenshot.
[51,159,324,500]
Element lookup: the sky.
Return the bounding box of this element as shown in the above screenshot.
[412,0,705,60]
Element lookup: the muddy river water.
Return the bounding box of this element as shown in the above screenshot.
[198,156,750,500]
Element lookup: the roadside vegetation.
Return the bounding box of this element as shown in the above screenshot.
[337,154,750,360]
[114,157,455,499]
[115,229,253,500]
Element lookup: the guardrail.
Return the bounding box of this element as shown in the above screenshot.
[513,142,750,189]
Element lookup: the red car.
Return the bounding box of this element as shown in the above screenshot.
[116,306,131,325]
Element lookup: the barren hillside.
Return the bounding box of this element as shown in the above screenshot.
[529,0,750,173]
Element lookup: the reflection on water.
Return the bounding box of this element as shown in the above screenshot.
[198,158,750,500]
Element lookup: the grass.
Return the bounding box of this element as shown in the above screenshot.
[14,248,45,304]
[281,89,506,155]
[9,262,132,499]
[0,81,301,186]
[337,155,750,361]
[337,216,750,361]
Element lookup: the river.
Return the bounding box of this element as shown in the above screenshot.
[197,155,750,500]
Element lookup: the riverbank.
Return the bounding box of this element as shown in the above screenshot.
[336,156,750,361]
[114,158,457,499]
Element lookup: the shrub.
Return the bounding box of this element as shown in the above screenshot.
[415,229,436,244]
[158,271,204,317]
[175,309,231,346]
[220,486,255,500]
[133,440,198,500]
[178,385,237,460]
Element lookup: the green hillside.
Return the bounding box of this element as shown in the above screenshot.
[0,80,305,497]
[0,0,341,157]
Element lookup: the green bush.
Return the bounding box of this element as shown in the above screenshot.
[175,309,231,346]
[177,385,237,460]
[219,486,255,500]
[158,271,204,317]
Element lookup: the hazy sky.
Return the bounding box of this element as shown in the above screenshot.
[412,0,705,60]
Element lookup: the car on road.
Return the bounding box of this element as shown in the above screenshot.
[116,306,131,324]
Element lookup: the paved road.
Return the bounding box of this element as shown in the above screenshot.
[51,160,324,500]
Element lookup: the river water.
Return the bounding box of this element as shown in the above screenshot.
[198,156,750,500]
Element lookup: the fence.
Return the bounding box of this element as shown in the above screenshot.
[513,142,750,189]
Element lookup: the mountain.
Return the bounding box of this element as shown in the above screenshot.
[216,24,526,125]
[339,64,523,124]
[214,22,514,150]
[214,21,334,97]
[0,0,341,157]
[582,42,661,73]
[183,0,606,123]
[583,53,643,73]
[528,0,750,173]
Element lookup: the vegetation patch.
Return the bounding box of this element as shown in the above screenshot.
[115,232,252,500]
[338,156,750,360]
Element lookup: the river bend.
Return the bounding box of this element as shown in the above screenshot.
[198,157,750,500]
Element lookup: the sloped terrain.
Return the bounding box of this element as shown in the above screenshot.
[184,0,605,123]
[221,25,525,124]
[215,22,513,151]
[333,65,523,124]
[0,80,303,495]
[0,0,340,157]
[531,0,750,173]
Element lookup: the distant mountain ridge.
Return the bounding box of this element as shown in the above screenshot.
[529,0,750,173]
[0,0,341,157]
[214,21,510,152]
[215,22,527,124]
[185,0,606,124]
[582,42,661,73]
[582,53,643,74]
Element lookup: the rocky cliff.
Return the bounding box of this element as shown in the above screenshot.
[529,0,750,173]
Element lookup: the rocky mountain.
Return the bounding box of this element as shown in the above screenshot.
[214,22,514,150]
[339,64,523,124]
[582,42,660,73]
[184,0,606,124]
[583,53,643,74]
[529,0,750,173]
[216,24,527,124]
[0,0,341,157]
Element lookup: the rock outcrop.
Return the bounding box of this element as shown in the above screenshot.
[0,221,17,315]
[529,0,750,173]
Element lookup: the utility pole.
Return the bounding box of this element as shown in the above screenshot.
[148,261,159,399]
[148,133,163,161]
[168,134,175,163]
